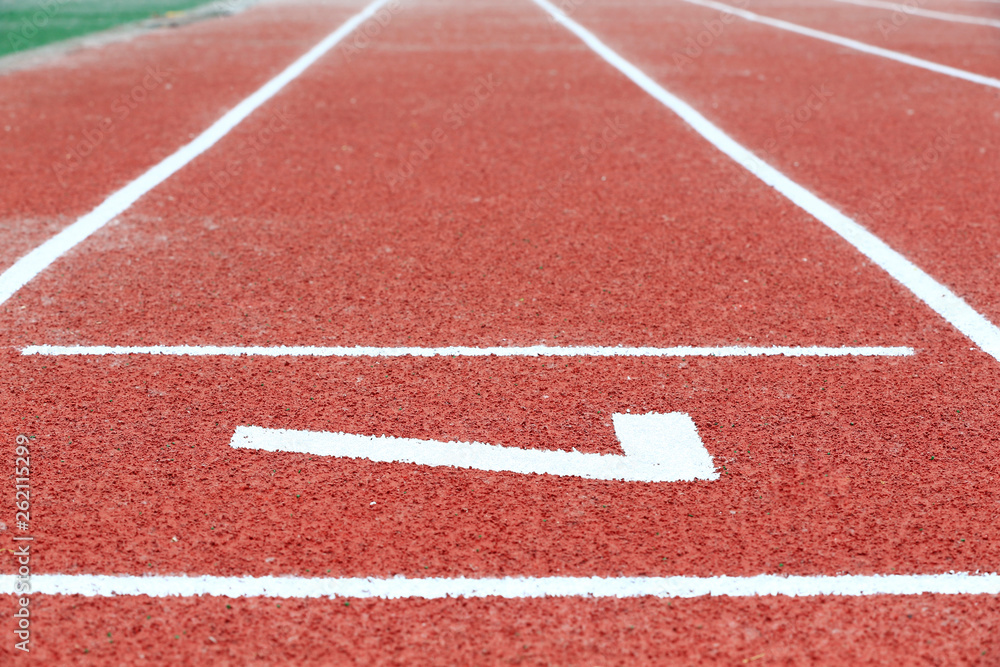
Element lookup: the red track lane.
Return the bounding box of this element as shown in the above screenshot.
[0,4,943,349]
[1,349,997,578]
[2,0,999,664]
[745,0,1000,79]
[920,0,1000,20]
[569,0,1000,327]
[4,0,997,575]
[1,0,996,586]
[3,594,998,664]
[0,0,363,272]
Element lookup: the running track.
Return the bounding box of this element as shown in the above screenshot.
[1,0,999,663]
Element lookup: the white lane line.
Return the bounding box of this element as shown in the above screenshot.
[533,0,1000,362]
[828,0,1000,28]
[0,0,391,307]
[678,0,1000,90]
[3,572,997,598]
[231,413,720,483]
[19,345,915,357]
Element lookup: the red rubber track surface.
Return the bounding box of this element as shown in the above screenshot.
[570,0,1000,326]
[1,350,997,578]
[0,0,362,272]
[919,0,1000,20]
[0,5,946,349]
[11,595,1000,664]
[751,0,1000,79]
[2,0,999,664]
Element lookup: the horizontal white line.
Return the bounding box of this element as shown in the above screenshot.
[828,0,1000,29]
[680,0,1000,90]
[3,572,997,599]
[19,345,915,357]
[0,0,391,307]
[534,0,1000,363]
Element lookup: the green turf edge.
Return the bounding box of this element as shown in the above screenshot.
[0,0,218,57]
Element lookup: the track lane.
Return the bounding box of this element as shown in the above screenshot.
[2,344,998,580]
[2,0,999,663]
[0,0,366,274]
[718,0,1000,80]
[4,593,997,664]
[921,0,1000,17]
[0,3,941,351]
[565,0,1000,334]
[825,0,1000,29]
[2,0,997,580]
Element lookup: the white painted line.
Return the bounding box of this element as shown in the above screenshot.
[19,344,915,357]
[3,572,997,599]
[828,0,1000,29]
[533,0,1000,362]
[231,412,719,483]
[0,0,391,307]
[678,0,1000,90]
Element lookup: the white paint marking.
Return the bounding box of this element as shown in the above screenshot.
[679,0,1000,90]
[534,0,1000,362]
[828,0,1000,29]
[2,572,997,599]
[0,0,391,307]
[19,344,915,357]
[230,412,719,482]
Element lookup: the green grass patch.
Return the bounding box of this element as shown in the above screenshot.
[1,0,217,57]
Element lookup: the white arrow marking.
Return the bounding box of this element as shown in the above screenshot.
[230,412,718,482]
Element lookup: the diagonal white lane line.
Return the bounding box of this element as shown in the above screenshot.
[2,572,998,598]
[828,0,1000,29]
[0,0,391,307]
[680,0,1000,90]
[532,0,1000,362]
[19,344,916,357]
